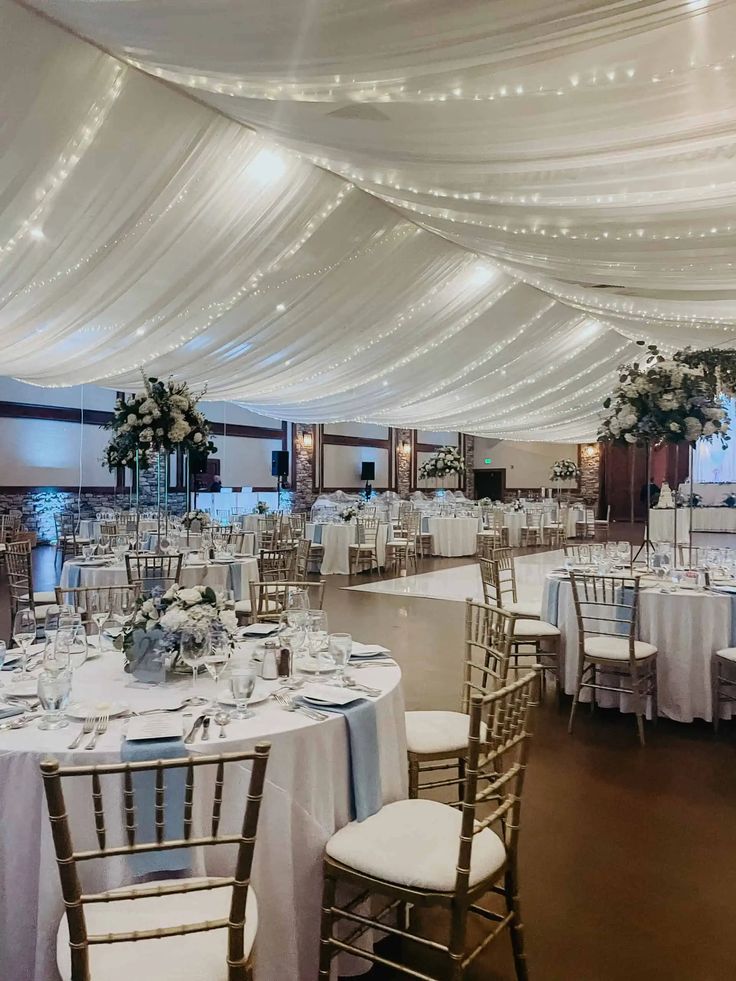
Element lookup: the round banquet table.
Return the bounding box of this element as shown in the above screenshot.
[78,518,158,540]
[502,512,525,548]
[59,555,259,603]
[0,646,406,981]
[425,516,481,556]
[306,522,389,575]
[542,574,735,722]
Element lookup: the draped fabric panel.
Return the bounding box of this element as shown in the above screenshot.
[5,1,735,440]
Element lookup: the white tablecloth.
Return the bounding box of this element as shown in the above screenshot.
[678,482,736,506]
[60,556,259,603]
[426,516,481,556]
[649,507,736,542]
[543,575,733,722]
[502,512,525,547]
[306,523,389,575]
[0,647,406,981]
[78,519,158,540]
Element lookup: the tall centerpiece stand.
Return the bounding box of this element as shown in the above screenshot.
[418,446,466,503]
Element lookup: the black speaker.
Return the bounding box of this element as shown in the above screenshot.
[272,450,289,477]
[360,461,375,481]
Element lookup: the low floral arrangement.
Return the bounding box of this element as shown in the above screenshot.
[724,494,736,509]
[512,499,524,512]
[122,585,237,671]
[478,497,493,506]
[598,344,729,447]
[103,373,216,472]
[418,445,465,479]
[182,509,210,530]
[677,491,703,508]
[340,506,358,522]
[550,459,580,481]
[253,502,270,514]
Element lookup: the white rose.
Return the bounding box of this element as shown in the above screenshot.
[683,417,702,441]
[177,587,204,606]
[669,422,680,432]
[624,433,637,443]
[142,415,152,425]
[193,432,203,443]
[127,413,137,425]
[703,421,716,436]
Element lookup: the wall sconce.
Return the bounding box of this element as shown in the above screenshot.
[302,430,314,450]
[584,444,597,459]
[400,439,411,455]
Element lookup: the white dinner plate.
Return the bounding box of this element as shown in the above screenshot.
[295,657,336,674]
[710,583,736,594]
[349,643,391,660]
[216,678,277,707]
[3,678,39,697]
[66,700,128,720]
[301,684,363,707]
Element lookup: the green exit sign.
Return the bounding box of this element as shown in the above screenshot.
[484,458,493,464]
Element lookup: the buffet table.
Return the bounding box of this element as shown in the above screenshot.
[542,573,735,722]
[60,555,259,602]
[649,507,736,542]
[0,646,407,981]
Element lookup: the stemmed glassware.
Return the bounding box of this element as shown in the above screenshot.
[179,629,211,706]
[228,658,256,720]
[12,609,37,677]
[86,591,109,649]
[306,610,329,674]
[55,624,88,671]
[277,610,307,688]
[205,622,232,709]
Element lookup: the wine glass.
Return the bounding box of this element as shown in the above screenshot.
[306,610,329,673]
[328,633,352,687]
[229,662,256,720]
[179,629,211,706]
[205,622,232,708]
[286,587,309,612]
[12,609,37,676]
[37,668,72,730]
[87,591,109,648]
[56,625,88,670]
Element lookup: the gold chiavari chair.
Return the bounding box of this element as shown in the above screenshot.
[348,518,383,576]
[575,507,596,540]
[384,510,419,574]
[6,539,57,619]
[594,504,612,541]
[568,572,658,746]
[257,546,296,582]
[712,646,736,733]
[520,508,543,547]
[248,579,326,622]
[41,744,270,981]
[564,542,592,564]
[293,538,312,581]
[543,504,567,547]
[55,512,91,561]
[257,513,281,550]
[406,599,514,800]
[124,552,183,591]
[319,669,540,981]
[0,514,9,570]
[488,552,541,619]
[54,584,141,628]
[479,558,561,703]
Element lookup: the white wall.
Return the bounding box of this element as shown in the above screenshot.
[0,378,116,411]
[0,417,111,485]
[215,433,283,488]
[322,445,389,488]
[473,439,578,489]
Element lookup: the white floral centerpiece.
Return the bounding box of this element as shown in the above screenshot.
[418,446,465,481]
[103,373,216,472]
[122,584,236,672]
[550,459,580,481]
[340,506,358,522]
[598,344,729,448]
[253,501,270,515]
[182,509,210,530]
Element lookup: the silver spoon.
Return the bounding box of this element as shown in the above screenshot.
[214,710,230,738]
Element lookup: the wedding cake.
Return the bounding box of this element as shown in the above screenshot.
[655,481,675,509]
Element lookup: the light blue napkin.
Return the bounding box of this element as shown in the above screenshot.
[64,563,83,589]
[298,697,382,821]
[120,737,192,876]
[729,595,736,646]
[0,704,24,720]
[421,516,429,534]
[312,524,323,545]
[542,578,560,626]
[228,560,244,600]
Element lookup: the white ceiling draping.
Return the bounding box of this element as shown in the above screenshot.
[3,1,736,440]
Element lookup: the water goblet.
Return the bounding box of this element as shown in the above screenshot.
[12,608,37,677]
[328,633,352,687]
[56,625,88,670]
[179,629,211,706]
[37,668,72,730]
[306,610,329,674]
[229,662,256,720]
[87,591,109,646]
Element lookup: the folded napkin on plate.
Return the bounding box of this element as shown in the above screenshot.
[120,737,191,876]
[298,695,382,821]
[0,704,25,721]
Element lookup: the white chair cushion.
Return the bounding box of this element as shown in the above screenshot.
[386,538,408,546]
[405,710,488,754]
[505,600,542,618]
[57,877,257,981]
[717,647,736,662]
[513,618,560,638]
[34,590,57,604]
[326,799,505,892]
[584,636,657,660]
[233,599,252,613]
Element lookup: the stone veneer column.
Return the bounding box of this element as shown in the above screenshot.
[579,443,601,512]
[395,428,413,498]
[463,434,476,498]
[293,424,318,511]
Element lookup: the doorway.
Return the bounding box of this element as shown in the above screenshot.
[474,468,506,500]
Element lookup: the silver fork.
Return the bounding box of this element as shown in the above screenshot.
[344,680,381,696]
[85,712,109,750]
[273,692,328,722]
[68,714,94,750]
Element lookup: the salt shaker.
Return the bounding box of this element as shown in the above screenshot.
[261,638,280,680]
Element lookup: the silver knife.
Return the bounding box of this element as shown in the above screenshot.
[184,714,206,744]
[200,716,211,741]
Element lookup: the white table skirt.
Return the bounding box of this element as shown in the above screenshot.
[60,556,258,603]
[649,507,736,542]
[544,576,733,722]
[77,519,158,540]
[0,649,406,981]
[426,516,480,556]
[306,523,389,575]
[502,512,525,547]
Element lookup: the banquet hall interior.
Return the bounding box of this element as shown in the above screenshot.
[3,2,736,980]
